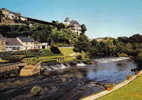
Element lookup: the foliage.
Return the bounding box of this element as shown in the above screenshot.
[81,24,87,34]
[50,46,61,54]
[30,86,42,96]
[136,52,142,64]
[73,34,90,52]
[0,22,78,46]
[0,52,24,62]
[25,57,40,65]
[82,59,92,65]
[0,49,56,59]
[76,55,82,60]
[104,83,114,89]
[0,25,30,37]
[118,53,128,57]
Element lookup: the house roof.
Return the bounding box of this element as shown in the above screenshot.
[64,17,70,22]
[18,36,34,42]
[6,38,22,46]
[69,20,80,27]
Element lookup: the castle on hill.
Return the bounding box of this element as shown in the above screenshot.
[0,8,27,24]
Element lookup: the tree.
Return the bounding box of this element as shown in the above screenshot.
[81,24,87,34]
[74,34,90,52]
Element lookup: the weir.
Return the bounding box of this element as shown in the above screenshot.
[94,57,130,63]
[0,63,26,73]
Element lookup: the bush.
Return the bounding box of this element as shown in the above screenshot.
[25,57,40,65]
[31,86,42,96]
[136,52,142,61]
[136,71,140,75]
[82,59,92,65]
[76,55,82,60]
[69,61,77,66]
[135,52,142,68]
[50,46,61,54]
[3,55,23,62]
[104,83,114,90]
[118,53,128,57]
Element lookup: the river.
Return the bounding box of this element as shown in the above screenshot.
[0,57,137,100]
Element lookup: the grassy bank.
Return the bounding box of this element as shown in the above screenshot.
[23,47,78,64]
[58,47,74,56]
[98,75,142,100]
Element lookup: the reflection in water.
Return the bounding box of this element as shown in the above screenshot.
[81,57,137,98]
[87,70,96,80]
[87,58,136,84]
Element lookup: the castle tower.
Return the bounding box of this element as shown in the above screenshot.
[64,17,70,26]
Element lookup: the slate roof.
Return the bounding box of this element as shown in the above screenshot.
[64,17,70,22]
[70,20,80,26]
[18,36,34,42]
[6,38,22,46]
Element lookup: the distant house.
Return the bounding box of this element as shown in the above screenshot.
[17,36,48,50]
[5,38,23,51]
[17,36,35,50]
[0,35,48,52]
[64,17,82,35]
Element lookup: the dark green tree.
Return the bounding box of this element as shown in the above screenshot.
[81,24,87,34]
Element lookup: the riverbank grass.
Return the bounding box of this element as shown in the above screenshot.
[40,47,77,62]
[59,47,75,56]
[98,75,142,100]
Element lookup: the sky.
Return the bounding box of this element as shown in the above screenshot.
[0,0,142,38]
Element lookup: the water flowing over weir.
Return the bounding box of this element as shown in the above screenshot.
[0,57,137,100]
[42,61,71,71]
[94,57,130,63]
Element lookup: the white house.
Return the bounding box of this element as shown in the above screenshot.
[17,36,48,50]
[0,35,48,52]
[64,17,82,35]
[5,38,23,51]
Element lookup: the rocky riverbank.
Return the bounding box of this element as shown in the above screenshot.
[0,69,105,100]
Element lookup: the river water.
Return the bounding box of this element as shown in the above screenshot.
[0,57,137,100]
[87,57,136,84]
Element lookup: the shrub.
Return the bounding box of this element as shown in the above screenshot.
[136,71,140,75]
[9,73,16,77]
[82,59,92,65]
[74,59,81,63]
[50,46,61,54]
[30,86,42,96]
[104,83,114,90]
[76,55,82,60]
[0,49,56,60]
[118,53,128,57]
[69,61,77,66]
[5,55,23,62]
[25,57,40,65]
[136,52,142,62]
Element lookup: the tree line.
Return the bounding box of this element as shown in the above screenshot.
[73,33,142,69]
